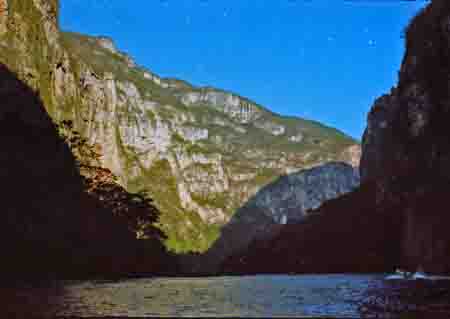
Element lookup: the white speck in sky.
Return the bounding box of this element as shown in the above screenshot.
[368,39,376,46]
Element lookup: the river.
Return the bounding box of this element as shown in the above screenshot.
[3,274,450,317]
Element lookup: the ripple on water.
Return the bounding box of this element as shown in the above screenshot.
[2,274,450,317]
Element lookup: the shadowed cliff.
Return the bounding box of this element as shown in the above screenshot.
[221,0,450,275]
[0,63,175,279]
[221,182,401,274]
[178,162,359,275]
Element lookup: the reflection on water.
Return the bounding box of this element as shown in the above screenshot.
[2,275,450,317]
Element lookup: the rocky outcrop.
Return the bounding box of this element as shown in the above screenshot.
[97,36,117,54]
[339,144,361,167]
[361,1,450,183]
[180,89,261,123]
[0,0,359,254]
[289,133,304,143]
[180,162,360,274]
[220,0,450,276]
[0,0,8,36]
[0,23,172,280]
[237,162,359,225]
[53,31,359,252]
[360,0,450,273]
[221,181,402,275]
[254,120,286,136]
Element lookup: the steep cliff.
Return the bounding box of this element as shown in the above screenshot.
[360,0,450,273]
[181,162,360,274]
[55,31,359,252]
[222,181,401,274]
[224,0,450,275]
[0,1,359,254]
[0,0,174,278]
[0,0,360,256]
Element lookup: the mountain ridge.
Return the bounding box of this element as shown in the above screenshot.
[221,0,450,275]
[63,31,357,142]
[78,31,359,137]
[0,0,359,254]
[55,29,359,252]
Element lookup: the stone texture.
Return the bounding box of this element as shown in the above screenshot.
[0,0,175,277]
[0,0,359,253]
[254,121,286,136]
[243,162,360,224]
[339,144,361,168]
[216,0,450,276]
[360,0,450,273]
[181,162,360,274]
[180,90,261,123]
[0,0,8,36]
[97,36,117,54]
[289,133,304,143]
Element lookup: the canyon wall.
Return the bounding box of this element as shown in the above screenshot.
[0,0,359,253]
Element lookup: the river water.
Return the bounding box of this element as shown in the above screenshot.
[3,274,450,317]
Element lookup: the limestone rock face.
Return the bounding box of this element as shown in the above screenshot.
[0,0,359,253]
[254,121,286,136]
[289,133,304,143]
[181,162,360,274]
[339,144,361,168]
[97,36,117,54]
[180,90,261,123]
[243,162,360,224]
[0,0,8,36]
[0,0,175,277]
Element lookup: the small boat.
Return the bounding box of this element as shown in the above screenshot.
[386,266,429,280]
[412,271,427,280]
[412,266,428,280]
[385,268,411,280]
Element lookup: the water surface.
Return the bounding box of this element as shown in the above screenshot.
[3,274,450,317]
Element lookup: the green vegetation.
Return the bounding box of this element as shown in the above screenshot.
[0,0,59,114]
[251,167,281,186]
[2,0,359,263]
[126,159,220,253]
[60,32,194,111]
[191,192,229,210]
[54,29,357,254]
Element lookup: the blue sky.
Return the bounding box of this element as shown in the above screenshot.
[60,0,427,139]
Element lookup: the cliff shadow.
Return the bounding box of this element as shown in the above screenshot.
[219,181,402,275]
[221,173,450,275]
[179,162,362,275]
[0,63,173,279]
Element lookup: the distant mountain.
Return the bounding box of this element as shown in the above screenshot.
[180,162,360,275]
[55,31,359,252]
[222,0,450,276]
[0,0,359,255]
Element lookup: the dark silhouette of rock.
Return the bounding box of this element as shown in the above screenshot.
[221,0,450,275]
[360,0,450,273]
[221,181,402,274]
[179,162,359,275]
[0,63,175,279]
